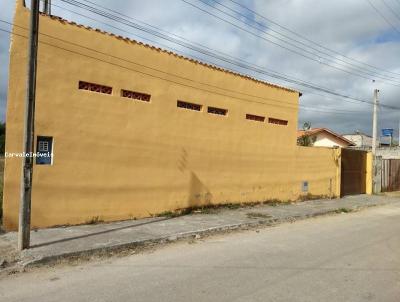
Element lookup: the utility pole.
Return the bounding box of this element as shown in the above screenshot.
[372,89,379,155]
[18,0,40,251]
[43,0,51,15]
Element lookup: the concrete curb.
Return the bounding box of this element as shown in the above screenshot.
[14,202,382,270]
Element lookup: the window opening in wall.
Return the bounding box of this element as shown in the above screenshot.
[177,100,202,111]
[268,117,288,126]
[207,106,227,116]
[246,114,265,122]
[78,81,112,95]
[121,89,151,102]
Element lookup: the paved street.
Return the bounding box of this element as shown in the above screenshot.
[1,203,400,302]
[1,194,394,266]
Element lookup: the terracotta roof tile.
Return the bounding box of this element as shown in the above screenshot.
[40,13,300,94]
[297,128,355,146]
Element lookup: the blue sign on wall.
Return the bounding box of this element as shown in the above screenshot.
[382,128,394,137]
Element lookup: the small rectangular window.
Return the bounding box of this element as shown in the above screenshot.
[121,89,151,102]
[177,100,202,111]
[207,106,227,116]
[36,136,53,165]
[268,118,288,126]
[79,81,112,95]
[246,114,265,122]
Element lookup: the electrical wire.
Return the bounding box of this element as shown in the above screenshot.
[3,2,397,109]
[366,0,400,35]
[49,0,385,106]
[180,0,400,86]
[0,25,300,111]
[227,0,400,78]
[48,2,378,109]
[381,0,400,22]
[1,23,382,116]
[59,0,397,85]
[202,0,400,83]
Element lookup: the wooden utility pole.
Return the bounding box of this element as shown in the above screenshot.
[18,0,40,251]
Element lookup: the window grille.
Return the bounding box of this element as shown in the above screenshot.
[121,89,151,102]
[78,81,112,95]
[246,114,265,122]
[177,100,202,111]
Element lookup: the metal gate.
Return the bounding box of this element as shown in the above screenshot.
[341,149,367,196]
[381,159,400,192]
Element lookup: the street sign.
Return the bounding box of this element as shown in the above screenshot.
[382,128,394,137]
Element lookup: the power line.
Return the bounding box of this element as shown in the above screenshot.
[227,0,400,78]
[2,22,388,117]
[366,0,400,35]
[1,4,369,111]
[181,0,400,86]
[0,25,299,111]
[48,2,378,110]
[204,0,400,82]
[49,1,378,106]
[2,5,398,109]
[61,0,399,85]
[381,0,400,22]
[299,105,371,115]
[47,1,400,110]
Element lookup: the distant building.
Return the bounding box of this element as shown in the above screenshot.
[343,132,373,148]
[343,132,396,148]
[297,128,355,148]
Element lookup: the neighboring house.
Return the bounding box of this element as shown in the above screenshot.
[297,128,355,148]
[343,132,373,148]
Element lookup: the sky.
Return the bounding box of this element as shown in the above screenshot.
[0,0,400,137]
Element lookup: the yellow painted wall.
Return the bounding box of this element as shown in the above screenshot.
[3,1,341,230]
[366,153,373,194]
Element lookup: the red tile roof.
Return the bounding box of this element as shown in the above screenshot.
[297,128,355,146]
[36,12,300,94]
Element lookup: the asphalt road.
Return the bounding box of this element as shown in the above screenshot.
[1,203,400,302]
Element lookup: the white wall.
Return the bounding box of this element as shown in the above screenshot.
[313,133,348,148]
[376,147,400,159]
[343,134,372,147]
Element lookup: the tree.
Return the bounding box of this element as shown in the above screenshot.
[297,122,316,146]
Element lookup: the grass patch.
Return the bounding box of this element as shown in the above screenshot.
[297,193,330,202]
[155,211,182,218]
[262,199,282,206]
[86,216,104,224]
[246,212,273,219]
[156,200,288,219]
[334,207,353,214]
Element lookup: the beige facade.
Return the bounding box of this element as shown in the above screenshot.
[313,133,351,148]
[3,1,343,230]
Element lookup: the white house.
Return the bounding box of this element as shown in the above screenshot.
[297,128,355,148]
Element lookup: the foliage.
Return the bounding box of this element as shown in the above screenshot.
[297,122,316,146]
